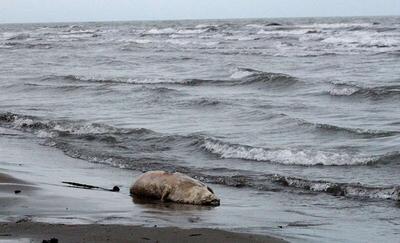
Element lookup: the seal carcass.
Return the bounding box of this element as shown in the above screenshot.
[130,171,220,206]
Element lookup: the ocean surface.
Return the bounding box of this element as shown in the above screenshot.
[1,16,400,242]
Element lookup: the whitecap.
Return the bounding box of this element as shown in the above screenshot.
[165,39,191,45]
[52,123,113,135]
[329,86,359,96]
[229,68,257,79]
[12,118,35,128]
[126,39,154,44]
[36,130,54,138]
[147,27,176,35]
[177,29,208,34]
[225,36,257,41]
[245,24,265,29]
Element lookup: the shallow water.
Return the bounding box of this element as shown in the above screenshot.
[0,16,400,242]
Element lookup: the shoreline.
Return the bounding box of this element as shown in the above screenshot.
[0,172,286,243]
[0,134,288,243]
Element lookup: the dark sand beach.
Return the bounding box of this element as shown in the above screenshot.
[0,132,286,243]
[0,222,284,243]
[0,172,285,243]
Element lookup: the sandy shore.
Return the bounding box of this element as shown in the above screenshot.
[0,152,286,243]
[0,131,284,243]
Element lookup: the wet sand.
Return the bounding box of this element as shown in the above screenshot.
[0,173,285,243]
[0,132,287,242]
[0,172,37,209]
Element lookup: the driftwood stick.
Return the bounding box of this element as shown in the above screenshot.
[62,181,119,192]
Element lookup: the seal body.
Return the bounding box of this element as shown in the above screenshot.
[130,171,220,206]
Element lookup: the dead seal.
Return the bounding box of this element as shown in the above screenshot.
[130,171,220,206]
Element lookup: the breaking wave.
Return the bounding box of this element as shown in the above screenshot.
[145,26,218,35]
[329,83,400,99]
[0,112,154,138]
[199,138,377,166]
[2,112,397,167]
[42,68,297,87]
[1,112,400,202]
[229,68,298,86]
[42,74,177,85]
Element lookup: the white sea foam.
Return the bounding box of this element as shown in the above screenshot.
[202,41,219,46]
[125,77,174,84]
[147,28,176,35]
[165,39,219,47]
[322,32,400,47]
[126,39,154,44]
[225,35,257,41]
[201,139,372,166]
[195,24,218,29]
[230,69,255,79]
[245,24,265,29]
[329,86,359,96]
[36,130,54,138]
[52,123,112,135]
[257,29,309,35]
[300,23,371,29]
[177,29,208,34]
[58,33,95,39]
[12,118,35,128]
[165,39,191,45]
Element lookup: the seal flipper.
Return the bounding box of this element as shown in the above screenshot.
[161,185,171,201]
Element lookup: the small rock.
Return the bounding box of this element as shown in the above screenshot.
[266,22,281,26]
[16,218,31,223]
[14,190,21,194]
[112,186,120,192]
[42,238,58,243]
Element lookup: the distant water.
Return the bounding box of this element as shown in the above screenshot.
[1,16,400,242]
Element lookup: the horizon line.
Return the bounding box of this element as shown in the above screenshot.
[1,14,398,25]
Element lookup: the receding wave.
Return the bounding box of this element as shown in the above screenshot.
[329,83,400,99]
[203,171,399,201]
[271,175,400,201]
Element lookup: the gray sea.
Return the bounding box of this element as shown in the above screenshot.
[1,16,400,242]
